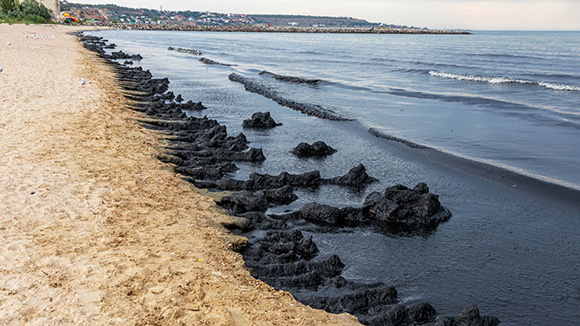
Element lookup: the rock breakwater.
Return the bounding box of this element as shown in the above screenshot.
[229,73,350,121]
[85,23,471,35]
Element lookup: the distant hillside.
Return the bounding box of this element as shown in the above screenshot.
[59,3,421,29]
[60,3,255,25]
[251,14,378,28]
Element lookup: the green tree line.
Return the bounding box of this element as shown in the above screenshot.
[1,0,53,23]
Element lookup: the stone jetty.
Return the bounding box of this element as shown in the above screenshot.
[85,22,471,34]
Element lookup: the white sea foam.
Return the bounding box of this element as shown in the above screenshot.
[429,70,580,92]
[428,70,530,84]
[399,294,425,304]
[538,82,580,92]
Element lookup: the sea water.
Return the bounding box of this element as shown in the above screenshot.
[90,30,580,325]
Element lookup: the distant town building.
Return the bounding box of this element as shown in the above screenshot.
[38,0,60,16]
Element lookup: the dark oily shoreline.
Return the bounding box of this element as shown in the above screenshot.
[83,22,471,34]
[75,32,499,326]
[368,127,580,200]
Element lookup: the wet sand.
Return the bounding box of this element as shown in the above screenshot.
[0,24,360,325]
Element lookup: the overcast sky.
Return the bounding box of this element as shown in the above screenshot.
[72,0,580,30]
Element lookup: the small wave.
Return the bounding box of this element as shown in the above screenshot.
[388,87,531,110]
[399,294,425,304]
[412,60,480,70]
[299,50,324,55]
[368,128,429,150]
[429,70,580,92]
[471,52,543,60]
[369,129,580,192]
[259,70,321,85]
[394,68,432,74]
[199,57,235,66]
[371,57,478,71]
[388,88,580,129]
[527,72,580,81]
[538,82,580,92]
[523,72,580,85]
[429,70,533,84]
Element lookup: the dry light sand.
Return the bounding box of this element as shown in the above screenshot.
[0,24,360,326]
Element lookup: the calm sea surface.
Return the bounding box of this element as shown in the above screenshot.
[90,30,580,325]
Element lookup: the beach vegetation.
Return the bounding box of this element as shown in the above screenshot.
[0,0,17,13]
[0,0,52,24]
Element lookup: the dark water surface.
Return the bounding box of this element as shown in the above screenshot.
[90,30,580,325]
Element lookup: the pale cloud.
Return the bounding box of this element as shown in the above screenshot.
[70,0,580,30]
[444,0,580,30]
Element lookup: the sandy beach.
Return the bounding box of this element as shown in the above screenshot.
[0,24,359,325]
